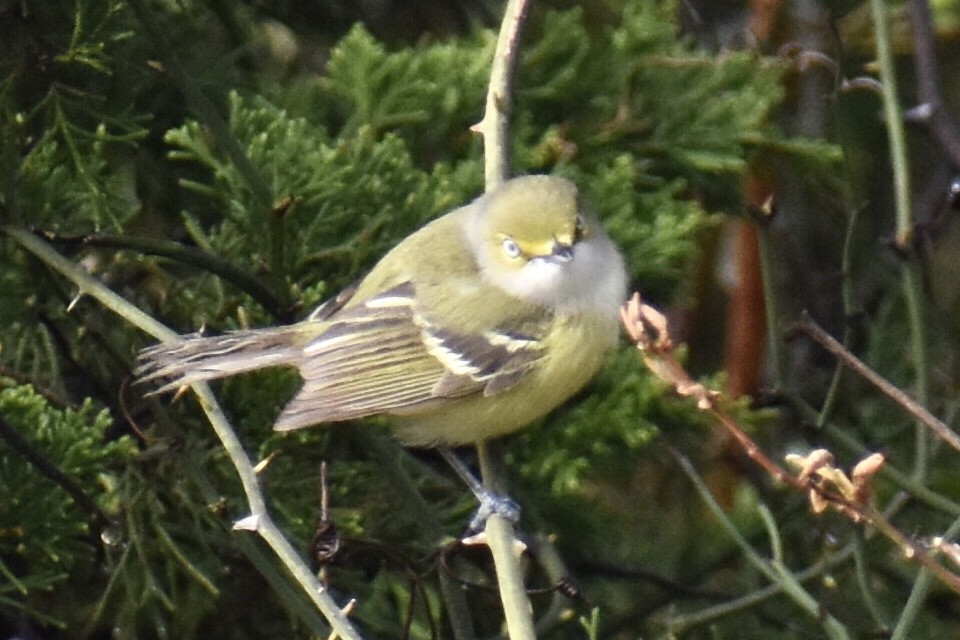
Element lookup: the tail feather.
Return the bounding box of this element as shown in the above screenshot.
[136,327,303,394]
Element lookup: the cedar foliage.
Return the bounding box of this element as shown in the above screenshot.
[2,0,959,638]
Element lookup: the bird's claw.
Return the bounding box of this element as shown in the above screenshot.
[467,489,521,533]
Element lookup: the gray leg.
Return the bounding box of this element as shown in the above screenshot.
[438,447,521,532]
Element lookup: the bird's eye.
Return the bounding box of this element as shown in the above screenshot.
[502,237,521,259]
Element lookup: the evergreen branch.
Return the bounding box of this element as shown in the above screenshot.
[0,414,114,534]
[2,225,364,640]
[42,230,295,323]
[475,1,537,639]
[126,0,289,297]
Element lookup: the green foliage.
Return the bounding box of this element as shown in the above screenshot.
[566,155,713,298]
[0,381,135,616]
[318,24,491,147]
[516,4,794,204]
[0,0,145,232]
[162,91,485,329]
[4,0,916,638]
[514,349,704,496]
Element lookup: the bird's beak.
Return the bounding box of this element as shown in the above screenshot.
[550,241,574,263]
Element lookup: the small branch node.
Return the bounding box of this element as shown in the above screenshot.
[233,514,262,531]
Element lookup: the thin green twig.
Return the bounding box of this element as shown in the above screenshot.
[869,0,913,249]
[890,513,960,640]
[656,546,853,636]
[868,0,930,484]
[44,231,293,322]
[153,523,220,597]
[902,264,931,479]
[816,175,861,430]
[2,225,362,640]
[671,449,852,640]
[852,530,891,632]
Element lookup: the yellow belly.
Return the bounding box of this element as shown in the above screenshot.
[391,311,618,446]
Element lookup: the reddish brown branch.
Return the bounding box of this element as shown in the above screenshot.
[620,293,960,595]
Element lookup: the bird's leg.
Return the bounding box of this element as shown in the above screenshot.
[439,447,521,533]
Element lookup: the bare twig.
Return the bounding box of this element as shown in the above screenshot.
[620,292,960,596]
[792,314,960,455]
[907,0,960,168]
[474,0,533,188]
[472,0,538,639]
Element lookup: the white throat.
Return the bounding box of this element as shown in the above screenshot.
[464,211,627,318]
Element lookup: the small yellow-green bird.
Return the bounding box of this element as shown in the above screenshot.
[138,175,627,447]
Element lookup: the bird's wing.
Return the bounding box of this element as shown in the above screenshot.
[307,279,360,321]
[274,282,546,431]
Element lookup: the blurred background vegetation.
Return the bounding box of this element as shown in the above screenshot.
[2,0,960,638]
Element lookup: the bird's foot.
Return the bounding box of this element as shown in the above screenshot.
[467,488,521,534]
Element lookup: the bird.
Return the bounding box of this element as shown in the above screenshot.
[137,175,627,449]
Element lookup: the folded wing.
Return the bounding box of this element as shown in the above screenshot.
[275,282,545,430]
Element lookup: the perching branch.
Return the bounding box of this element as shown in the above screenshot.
[474,0,533,188]
[474,1,537,639]
[2,225,363,640]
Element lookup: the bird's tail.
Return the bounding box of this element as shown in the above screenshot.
[136,326,303,394]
